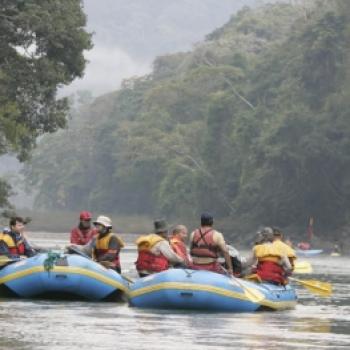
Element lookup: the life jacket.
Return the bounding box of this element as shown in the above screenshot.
[190,228,219,259]
[135,234,169,273]
[0,232,25,256]
[70,227,97,245]
[169,236,188,262]
[93,232,124,269]
[273,240,297,268]
[253,243,287,285]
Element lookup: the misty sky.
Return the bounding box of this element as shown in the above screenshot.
[63,0,260,97]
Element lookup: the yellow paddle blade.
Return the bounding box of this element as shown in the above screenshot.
[290,277,332,297]
[243,286,265,303]
[233,278,265,303]
[294,261,313,274]
[0,256,13,266]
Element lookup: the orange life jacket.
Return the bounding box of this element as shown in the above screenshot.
[170,236,188,262]
[0,232,25,256]
[135,234,169,273]
[190,228,219,259]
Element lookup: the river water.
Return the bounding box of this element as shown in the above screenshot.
[0,232,349,350]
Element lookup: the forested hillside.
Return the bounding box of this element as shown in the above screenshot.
[25,0,350,242]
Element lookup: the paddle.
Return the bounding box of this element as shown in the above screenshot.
[294,261,313,274]
[289,277,332,297]
[222,267,265,303]
[66,245,134,283]
[0,256,22,267]
[233,276,265,303]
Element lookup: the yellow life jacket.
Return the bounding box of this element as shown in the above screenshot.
[253,242,284,263]
[95,232,125,250]
[272,240,297,259]
[0,232,17,248]
[135,234,164,251]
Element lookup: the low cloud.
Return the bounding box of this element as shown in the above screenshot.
[62,44,151,97]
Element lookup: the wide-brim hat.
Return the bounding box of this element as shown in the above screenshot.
[93,215,112,228]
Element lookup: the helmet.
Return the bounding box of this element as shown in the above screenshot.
[80,211,92,220]
[93,215,112,228]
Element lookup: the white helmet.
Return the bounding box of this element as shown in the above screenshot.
[93,215,112,228]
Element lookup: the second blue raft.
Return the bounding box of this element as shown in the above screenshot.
[129,269,297,312]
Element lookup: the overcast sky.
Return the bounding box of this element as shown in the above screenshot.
[62,0,259,97]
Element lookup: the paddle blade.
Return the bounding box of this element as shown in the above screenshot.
[0,256,21,266]
[291,277,332,297]
[294,261,313,274]
[243,286,265,303]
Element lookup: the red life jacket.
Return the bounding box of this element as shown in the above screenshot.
[93,233,124,269]
[70,227,97,245]
[135,250,169,273]
[256,261,287,285]
[190,229,219,259]
[0,232,25,255]
[135,234,169,273]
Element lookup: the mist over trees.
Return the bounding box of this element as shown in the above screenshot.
[23,0,350,241]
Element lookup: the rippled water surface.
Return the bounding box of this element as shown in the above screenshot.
[0,232,349,350]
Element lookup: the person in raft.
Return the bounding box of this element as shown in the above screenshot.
[169,225,192,265]
[0,216,36,258]
[271,227,297,271]
[87,215,124,273]
[189,213,233,275]
[135,219,185,277]
[70,211,98,245]
[246,227,292,285]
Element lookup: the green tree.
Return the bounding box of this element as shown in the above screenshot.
[0,0,91,210]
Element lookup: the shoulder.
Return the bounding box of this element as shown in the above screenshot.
[212,230,225,241]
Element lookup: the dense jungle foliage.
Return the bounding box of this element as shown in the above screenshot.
[24,0,350,240]
[0,0,91,208]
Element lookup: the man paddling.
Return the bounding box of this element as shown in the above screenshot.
[0,217,36,258]
[247,228,292,285]
[272,227,297,271]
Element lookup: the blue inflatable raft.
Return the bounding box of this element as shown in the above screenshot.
[0,253,129,301]
[129,269,297,312]
[296,249,323,257]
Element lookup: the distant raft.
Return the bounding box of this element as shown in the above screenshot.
[0,253,129,301]
[128,269,297,312]
[296,249,323,257]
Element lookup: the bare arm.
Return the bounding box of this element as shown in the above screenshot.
[157,241,184,264]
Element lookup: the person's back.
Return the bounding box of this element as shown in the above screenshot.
[272,228,297,270]
[253,239,291,285]
[135,220,184,277]
[189,213,233,275]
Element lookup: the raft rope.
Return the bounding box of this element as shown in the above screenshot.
[43,251,62,272]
